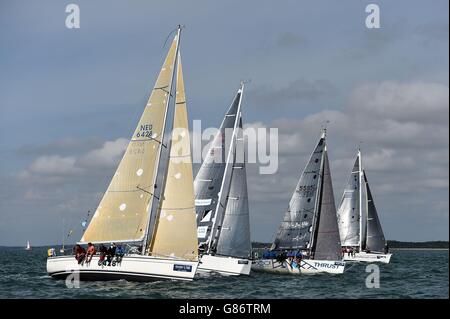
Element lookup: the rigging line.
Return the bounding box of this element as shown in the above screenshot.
[343,262,357,272]
[136,185,159,200]
[162,25,186,49]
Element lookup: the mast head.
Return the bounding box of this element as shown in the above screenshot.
[320,120,330,139]
[357,141,363,157]
[239,79,251,92]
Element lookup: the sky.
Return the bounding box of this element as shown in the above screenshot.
[0,0,448,246]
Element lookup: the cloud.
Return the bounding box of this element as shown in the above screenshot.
[28,155,81,176]
[243,80,448,242]
[18,138,128,183]
[348,81,449,124]
[2,80,449,245]
[247,78,336,108]
[77,138,128,169]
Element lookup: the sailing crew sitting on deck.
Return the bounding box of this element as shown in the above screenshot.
[384,243,389,254]
[47,248,56,257]
[276,251,287,263]
[85,242,96,264]
[106,243,116,266]
[74,244,86,264]
[98,244,107,263]
[115,244,125,263]
[347,247,353,257]
[291,257,300,269]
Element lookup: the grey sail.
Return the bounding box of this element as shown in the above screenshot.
[194,88,243,251]
[272,136,326,250]
[363,170,386,252]
[216,116,251,258]
[337,156,361,247]
[312,148,342,260]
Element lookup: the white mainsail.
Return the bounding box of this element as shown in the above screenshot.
[81,33,179,244]
[194,85,246,255]
[337,150,387,252]
[337,155,361,247]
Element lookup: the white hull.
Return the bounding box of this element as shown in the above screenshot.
[197,254,251,276]
[343,252,392,263]
[251,259,346,275]
[47,255,198,281]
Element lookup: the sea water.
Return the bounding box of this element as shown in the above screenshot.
[0,247,447,298]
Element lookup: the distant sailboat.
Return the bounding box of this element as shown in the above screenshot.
[194,84,252,276]
[47,26,200,281]
[337,150,392,263]
[25,241,31,251]
[252,132,346,274]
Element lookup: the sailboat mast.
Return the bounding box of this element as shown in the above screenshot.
[207,83,245,254]
[358,148,363,251]
[142,26,182,255]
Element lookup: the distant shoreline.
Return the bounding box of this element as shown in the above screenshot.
[2,240,449,250]
[251,240,449,250]
[391,248,449,251]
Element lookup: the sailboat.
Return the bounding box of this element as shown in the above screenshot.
[337,150,392,263]
[252,132,346,274]
[25,241,31,251]
[47,26,200,281]
[194,84,252,276]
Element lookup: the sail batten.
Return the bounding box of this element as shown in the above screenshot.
[80,33,179,244]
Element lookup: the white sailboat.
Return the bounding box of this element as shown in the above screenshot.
[47,26,200,281]
[337,150,392,263]
[194,84,252,276]
[252,132,346,274]
[25,241,31,251]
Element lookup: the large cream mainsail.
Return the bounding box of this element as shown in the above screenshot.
[81,35,179,244]
[150,53,198,261]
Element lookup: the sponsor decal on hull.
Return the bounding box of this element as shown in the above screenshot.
[173,264,193,272]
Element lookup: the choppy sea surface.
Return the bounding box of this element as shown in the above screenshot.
[0,247,448,299]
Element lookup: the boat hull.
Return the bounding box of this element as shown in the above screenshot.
[343,252,392,263]
[47,255,198,281]
[251,258,346,274]
[197,254,251,276]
